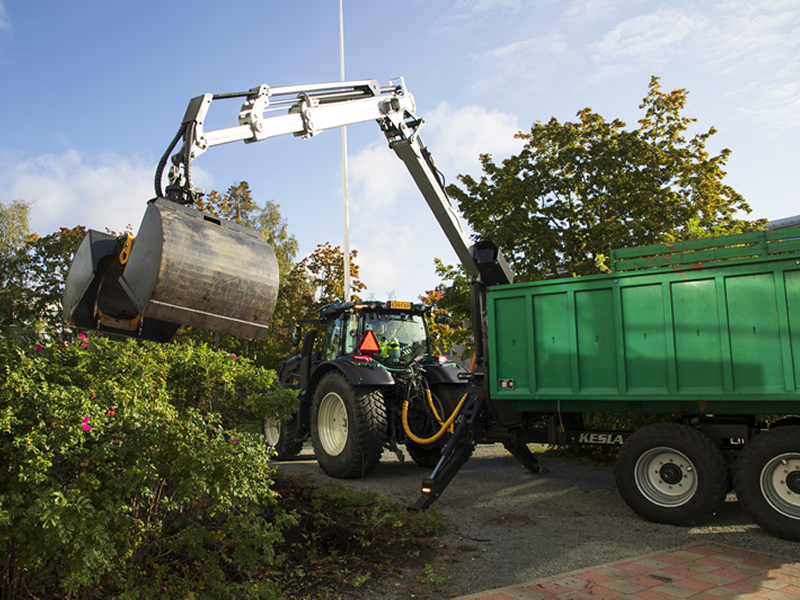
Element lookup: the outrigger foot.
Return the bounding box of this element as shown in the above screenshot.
[503,442,549,475]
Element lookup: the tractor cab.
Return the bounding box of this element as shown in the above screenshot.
[320,301,432,369]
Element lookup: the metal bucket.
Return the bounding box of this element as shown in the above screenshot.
[118,199,279,340]
[62,230,181,342]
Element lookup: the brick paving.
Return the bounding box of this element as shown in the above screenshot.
[454,543,800,600]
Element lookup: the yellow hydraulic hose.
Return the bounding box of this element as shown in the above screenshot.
[402,390,468,445]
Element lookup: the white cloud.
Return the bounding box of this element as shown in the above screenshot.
[564,0,625,26]
[0,150,212,236]
[451,0,527,15]
[473,33,578,90]
[590,7,703,64]
[0,1,9,31]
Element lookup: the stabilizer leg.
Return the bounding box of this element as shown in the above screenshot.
[412,394,484,510]
[503,442,549,474]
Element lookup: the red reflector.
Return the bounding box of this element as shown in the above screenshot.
[359,330,381,353]
[351,355,372,363]
[435,355,448,364]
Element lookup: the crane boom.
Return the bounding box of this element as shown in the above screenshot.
[162,77,511,287]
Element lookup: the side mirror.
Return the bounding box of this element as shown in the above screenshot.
[291,324,302,346]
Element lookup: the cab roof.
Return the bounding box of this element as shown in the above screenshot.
[319,300,431,320]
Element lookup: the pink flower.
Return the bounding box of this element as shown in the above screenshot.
[232,439,237,444]
[78,333,87,339]
[34,344,42,353]
[82,416,92,432]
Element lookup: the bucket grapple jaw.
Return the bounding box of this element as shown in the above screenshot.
[62,199,279,342]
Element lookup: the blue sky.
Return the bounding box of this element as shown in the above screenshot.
[1,1,798,301]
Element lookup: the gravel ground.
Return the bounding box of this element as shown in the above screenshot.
[273,443,799,598]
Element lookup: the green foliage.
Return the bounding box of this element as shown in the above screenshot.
[448,76,763,282]
[0,199,30,256]
[303,241,366,307]
[0,199,84,329]
[0,326,298,599]
[420,259,473,356]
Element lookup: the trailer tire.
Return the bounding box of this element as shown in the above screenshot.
[733,426,800,541]
[405,385,464,469]
[263,417,305,460]
[615,422,728,526]
[310,371,387,479]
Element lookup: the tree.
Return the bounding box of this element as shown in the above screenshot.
[448,76,763,282]
[0,199,30,257]
[303,242,366,308]
[0,198,84,329]
[419,259,472,356]
[194,181,259,225]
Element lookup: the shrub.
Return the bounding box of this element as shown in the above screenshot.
[0,326,298,599]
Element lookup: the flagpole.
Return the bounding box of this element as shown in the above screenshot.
[340,0,351,302]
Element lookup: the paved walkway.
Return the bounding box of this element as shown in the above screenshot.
[454,542,800,600]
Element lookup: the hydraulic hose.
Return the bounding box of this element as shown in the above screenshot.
[402,390,467,445]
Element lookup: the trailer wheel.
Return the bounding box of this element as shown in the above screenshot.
[615,422,728,526]
[405,385,464,469]
[310,371,387,479]
[733,426,800,541]
[263,417,305,460]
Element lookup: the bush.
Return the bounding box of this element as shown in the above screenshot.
[0,327,298,599]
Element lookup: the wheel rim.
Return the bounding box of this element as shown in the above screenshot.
[759,452,800,520]
[318,392,348,456]
[263,419,280,446]
[634,447,698,507]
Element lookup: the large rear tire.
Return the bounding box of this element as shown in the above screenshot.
[310,371,387,479]
[405,385,464,469]
[733,426,800,541]
[263,417,304,460]
[615,422,728,526]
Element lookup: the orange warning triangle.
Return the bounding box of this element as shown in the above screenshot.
[359,330,381,353]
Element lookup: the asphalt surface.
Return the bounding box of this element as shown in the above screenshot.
[272,443,799,598]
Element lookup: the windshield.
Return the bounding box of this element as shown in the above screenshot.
[353,312,429,366]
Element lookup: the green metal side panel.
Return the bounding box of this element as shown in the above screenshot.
[533,293,572,393]
[621,284,668,393]
[487,252,800,416]
[575,289,617,392]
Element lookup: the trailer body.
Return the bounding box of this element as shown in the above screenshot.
[488,226,800,417]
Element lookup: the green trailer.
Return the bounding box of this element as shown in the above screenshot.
[479,226,800,540]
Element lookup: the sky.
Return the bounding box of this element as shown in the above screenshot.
[1,0,798,302]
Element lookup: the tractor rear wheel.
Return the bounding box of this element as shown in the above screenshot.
[310,371,387,479]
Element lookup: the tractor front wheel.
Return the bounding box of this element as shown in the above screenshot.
[405,384,465,469]
[263,417,305,460]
